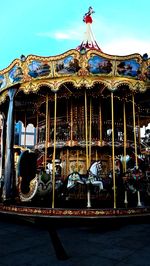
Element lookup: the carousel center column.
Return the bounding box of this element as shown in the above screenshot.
[2,87,17,202]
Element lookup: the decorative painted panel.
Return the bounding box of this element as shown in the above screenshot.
[145,65,150,81]
[28,60,50,78]
[88,56,112,74]
[9,66,23,83]
[0,75,6,89]
[117,59,140,78]
[55,55,80,74]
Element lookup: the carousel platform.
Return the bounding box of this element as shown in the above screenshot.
[0,204,150,222]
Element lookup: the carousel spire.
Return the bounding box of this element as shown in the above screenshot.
[77,7,102,52]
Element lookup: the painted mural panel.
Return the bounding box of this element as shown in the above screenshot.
[56,55,80,74]
[0,75,6,89]
[28,60,50,78]
[117,59,140,78]
[88,56,112,74]
[9,66,23,83]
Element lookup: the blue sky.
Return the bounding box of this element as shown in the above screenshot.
[0,0,150,70]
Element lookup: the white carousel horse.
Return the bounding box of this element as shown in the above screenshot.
[86,161,103,208]
[65,161,103,207]
[66,161,103,190]
[87,161,103,189]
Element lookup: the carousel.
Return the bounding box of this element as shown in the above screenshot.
[0,7,150,220]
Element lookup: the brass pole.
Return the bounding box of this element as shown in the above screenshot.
[132,94,138,168]
[85,90,89,170]
[111,92,116,209]
[99,100,102,146]
[70,98,73,143]
[89,98,92,167]
[52,92,57,208]
[77,150,79,172]
[67,99,69,123]
[123,101,127,172]
[66,99,69,143]
[96,149,98,161]
[45,95,49,171]
[66,149,69,176]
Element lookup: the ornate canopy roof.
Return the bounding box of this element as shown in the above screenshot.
[0,7,149,125]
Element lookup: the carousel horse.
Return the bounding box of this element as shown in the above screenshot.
[86,160,103,207]
[64,161,103,206]
[85,159,123,207]
[122,154,146,207]
[17,150,39,201]
[107,157,124,195]
[18,150,63,202]
[122,167,143,207]
[87,161,103,188]
[67,172,85,189]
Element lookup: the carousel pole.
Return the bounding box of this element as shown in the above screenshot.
[132,94,138,168]
[66,99,69,123]
[96,150,98,161]
[66,149,69,177]
[70,98,73,143]
[89,98,92,167]
[123,100,128,206]
[132,93,142,207]
[111,92,116,209]
[48,103,50,143]
[52,92,57,208]
[66,99,69,177]
[85,89,91,207]
[3,88,17,202]
[99,100,102,146]
[45,95,49,171]
[85,90,89,170]
[123,101,127,173]
[77,150,79,172]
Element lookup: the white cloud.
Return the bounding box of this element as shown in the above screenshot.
[102,38,150,56]
[54,29,82,40]
[54,32,70,40]
[36,24,84,41]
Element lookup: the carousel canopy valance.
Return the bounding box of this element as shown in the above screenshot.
[0,50,149,94]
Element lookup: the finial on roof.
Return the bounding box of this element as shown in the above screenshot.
[83,7,95,24]
[76,7,102,52]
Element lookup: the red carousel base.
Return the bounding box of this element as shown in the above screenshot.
[0,204,150,220]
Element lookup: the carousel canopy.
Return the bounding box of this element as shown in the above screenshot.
[0,7,149,126]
